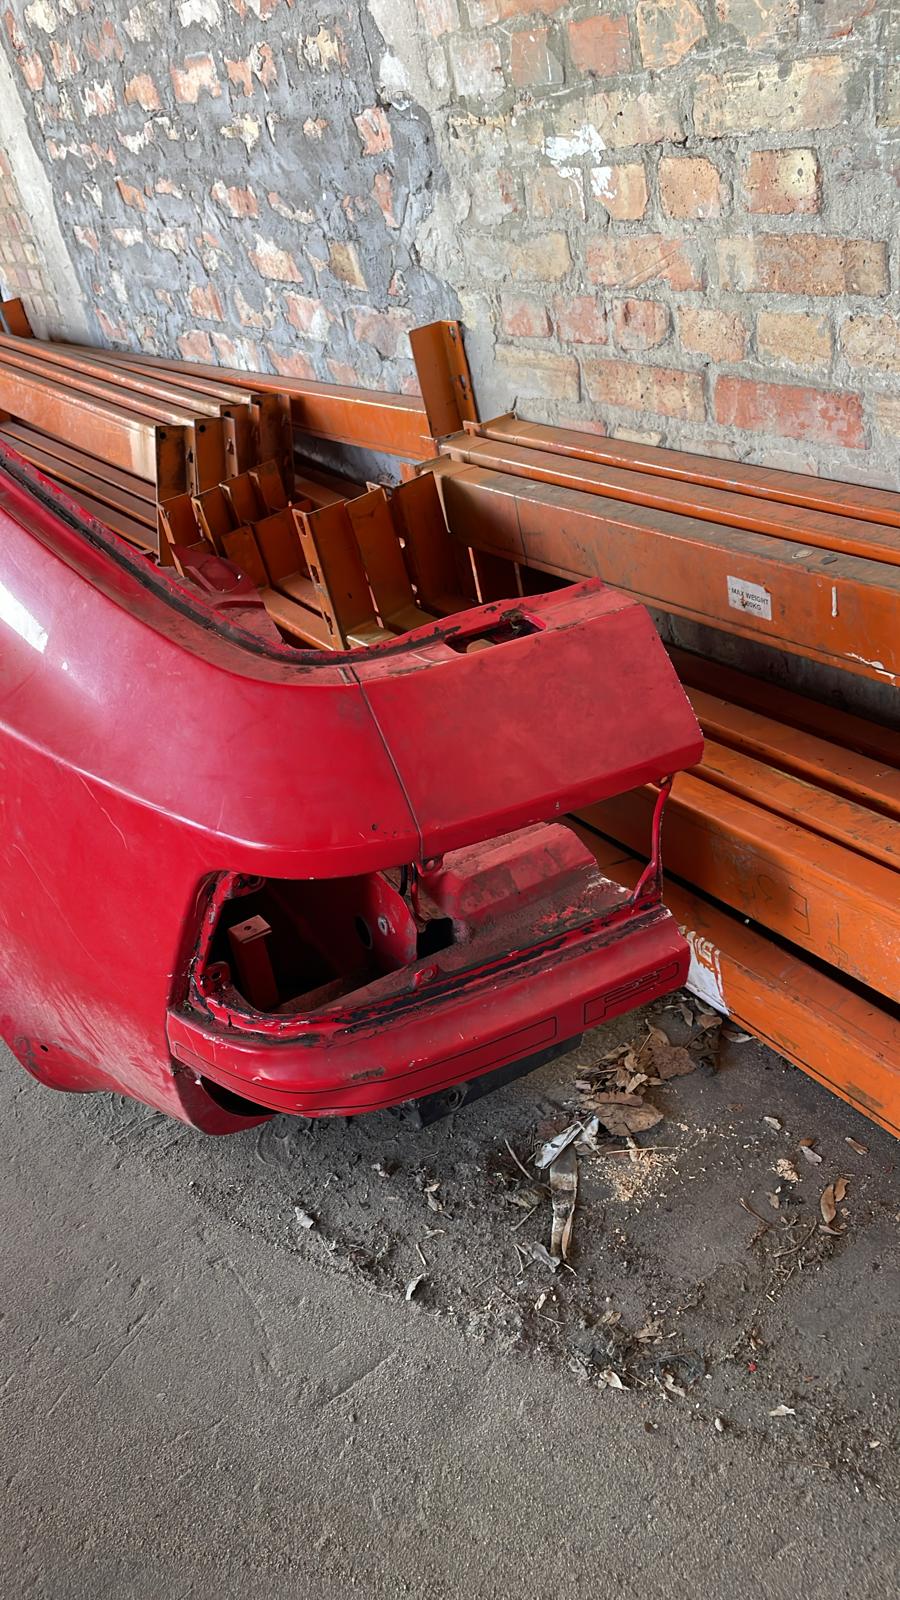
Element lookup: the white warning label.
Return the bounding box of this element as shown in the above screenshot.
[727,575,772,620]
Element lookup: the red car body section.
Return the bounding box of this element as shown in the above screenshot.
[0,448,703,1133]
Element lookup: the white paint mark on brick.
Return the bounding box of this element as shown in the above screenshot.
[24,1,58,34]
[727,575,772,620]
[178,0,220,25]
[545,124,606,171]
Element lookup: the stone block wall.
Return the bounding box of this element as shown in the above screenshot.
[0,0,898,486]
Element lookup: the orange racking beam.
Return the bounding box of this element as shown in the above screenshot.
[578,776,900,1001]
[695,738,900,871]
[573,827,900,1139]
[0,361,186,494]
[429,461,900,687]
[442,431,900,567]
[687,687,900,821]
[469,414,900,531]
[670,650,900,766]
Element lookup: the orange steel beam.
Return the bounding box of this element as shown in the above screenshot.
[0,335,246,421]
[428,461,900,687]
[688,687,900,821]
[0,298,33,337]
[0,421,155,503]
[0,427,156,530]
[442,431,900,567]
[344,489,432,632]
[574,828,900,1139]
[409,320,478,442]
[695,738,900,871]
[578,776,900,1001]
[390,472,477,614]
[671,650,900,767]
[0,361,186,493]
[71,345,435,459]
[468,414,900,531]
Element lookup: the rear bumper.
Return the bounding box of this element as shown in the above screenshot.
[167,904,687,1117]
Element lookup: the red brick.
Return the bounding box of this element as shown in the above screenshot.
[840,313,900,374]
[171,55,221,104]
[821,0,876,37]
[116,179,146,212]
[874,395,900,439]
[568,15,632,76]
[266,347,317,379]
[255,44,278,90]
[613,299,670,351]
[637,0,707,68]
[83,80,116,117]
[178,331,215,362]
[248,239,303,282]
[587,235,702,291]
[448,37,504,99]
[234,287,268,329]
[124,73,160,112]
[714,376,865,449]
[718,235,888,295]
[510,27,561,89]
[73,225,100,254]
[528,167,584,220]
[211,333,263,369]
[678,307,747,363]
[717,0,799,47]
[189,284,225,321]
[694,56,850,136]
[590,163,648,220]
[464,231,572,283]
[354,106,392,155]
[225,57,253,97]
[584,359,706,421]
[350,306,416,358]
[553,296,608,345]
[415,0,459,35]
[659,156,723,219]
[284,294,334,340]
[326,359,361,386]
[211,182,258,219]
[495,346,580,401]
[745,149,820,214]
[50,40,79,80]
[500,295,552,338]
[96,308,128,342]
[470,0,568,20]
[757,311,832,369]
[84,20,124,64]
[373,172,398,228]
[19,55,44,92]
[328,241,367,289]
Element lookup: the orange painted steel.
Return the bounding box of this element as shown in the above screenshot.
[579,775,900,1001]
[575,829,900,1139]
[687,687,900,821]
[408,320,478,442]
[0,335,247,421]
[0,340,214,430]
[0,360,186,493]
[671,650,900,767]
[695,738,900,871]
[443,431,900,567]
[430,461,900,687]
[79,345,436,459]
[468,414,900,531]
[0,421,155,503]
[0,425,156,529]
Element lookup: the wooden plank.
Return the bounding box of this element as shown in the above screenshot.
[579,775,900,1001]
[573,826,900,1139]
[471,413,900,531]
[431,461,900,687]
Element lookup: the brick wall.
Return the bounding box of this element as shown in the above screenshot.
[0,146,60,330]
[0,1,898,486]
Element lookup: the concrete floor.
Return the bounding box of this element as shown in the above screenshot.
[1,1024,897,1600]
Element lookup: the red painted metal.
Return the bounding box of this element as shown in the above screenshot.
[0,444,700,1130]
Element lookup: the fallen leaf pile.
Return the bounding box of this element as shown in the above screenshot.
[571,1011,718,1139]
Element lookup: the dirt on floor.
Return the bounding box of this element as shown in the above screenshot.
[77,989,899,1504]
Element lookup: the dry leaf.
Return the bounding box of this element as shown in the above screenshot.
[845,1137,868,1156]
[293,1207,315,1230]
[834,1176,848,1203]
[661,1371,686,1399]
[643,1035,697,1081]
[595,1101,664,1138]
[767,1192,781,1211]
[775,1159,800,1183]
[820,1185,837,1225]
[769,1404,795,1418]
[763,1116,782,1131]
[405,1274,425,1301]
[528,1241,561,1273]
[599,1368,626,1390]
[714,1416,725,1433]
[535,1122,583,1170]
[799,1139,823,1165]
[549,1145,578,1262]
